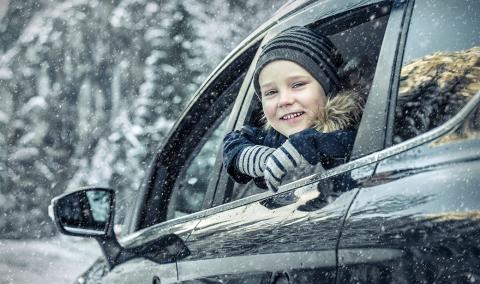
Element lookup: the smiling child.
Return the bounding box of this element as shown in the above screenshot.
[223,26,364,192]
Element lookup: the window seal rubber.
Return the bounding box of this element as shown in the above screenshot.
[384,0,415,148]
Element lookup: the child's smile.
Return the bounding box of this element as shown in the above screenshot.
[259,60,327,137]
[280,111,305,121]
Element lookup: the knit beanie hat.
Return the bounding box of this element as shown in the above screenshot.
[253,26,343,97]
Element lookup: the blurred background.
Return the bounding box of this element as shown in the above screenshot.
[0,0,285,282]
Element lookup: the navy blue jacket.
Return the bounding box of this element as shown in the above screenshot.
[223,125,357,185]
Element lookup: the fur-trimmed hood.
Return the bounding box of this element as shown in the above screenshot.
[312,89,365,133]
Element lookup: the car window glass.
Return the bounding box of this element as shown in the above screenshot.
[229,5,391,202]
[392,0,480,144]
[167,114,230,219]
[157,71,246,221]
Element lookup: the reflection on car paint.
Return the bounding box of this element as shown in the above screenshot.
[339,130,480,282]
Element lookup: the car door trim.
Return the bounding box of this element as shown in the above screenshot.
[177,250,336,281]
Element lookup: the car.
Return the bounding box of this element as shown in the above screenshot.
[49,0,480,283]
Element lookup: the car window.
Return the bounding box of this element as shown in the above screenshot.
[134,73,248,229]
[155,74,244,223]
[228,4,392,202]
[167,113,230,219]
[391,0,480,144]
[136,76,245,230]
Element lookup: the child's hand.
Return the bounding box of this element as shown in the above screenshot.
[264,140,315,192]
[236,145,275,177]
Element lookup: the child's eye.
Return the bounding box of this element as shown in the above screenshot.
[291,81,306,88]
[263,89,277,97]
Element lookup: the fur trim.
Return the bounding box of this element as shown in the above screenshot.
[313,89,364,132]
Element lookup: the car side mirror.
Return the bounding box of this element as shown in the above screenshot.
[49,187,190,269]
[49,187,114,237]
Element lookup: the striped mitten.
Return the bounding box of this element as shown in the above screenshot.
[236,145,275,178]
[264,140,318,192]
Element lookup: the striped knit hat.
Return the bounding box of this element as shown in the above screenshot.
[254,26,343,97]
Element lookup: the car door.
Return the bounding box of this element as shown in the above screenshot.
[175,1,396,283]
[338,0,480,282]
[96,37,259,284]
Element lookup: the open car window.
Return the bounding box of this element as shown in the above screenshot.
[227,3,392,202]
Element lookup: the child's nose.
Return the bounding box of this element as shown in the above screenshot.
[277,89,294,107]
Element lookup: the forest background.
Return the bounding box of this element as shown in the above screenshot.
[0,0,286,240]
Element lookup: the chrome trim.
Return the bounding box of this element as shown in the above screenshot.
[63,226,105,236]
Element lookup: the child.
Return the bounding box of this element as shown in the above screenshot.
[223,26,363,192]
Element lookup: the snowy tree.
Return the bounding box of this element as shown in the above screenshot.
[0,0,121,238]
[0,0,285,238]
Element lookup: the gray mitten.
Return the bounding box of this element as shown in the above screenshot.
[236,145,275,178]
[264,140,323,192]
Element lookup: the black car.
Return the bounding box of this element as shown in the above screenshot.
[49,0,480,283]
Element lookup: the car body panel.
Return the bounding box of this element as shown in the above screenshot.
[176,156,382,282]
[338,96,480,282]
[177,180,359,282]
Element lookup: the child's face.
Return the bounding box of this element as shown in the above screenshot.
[259,60,327,137]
